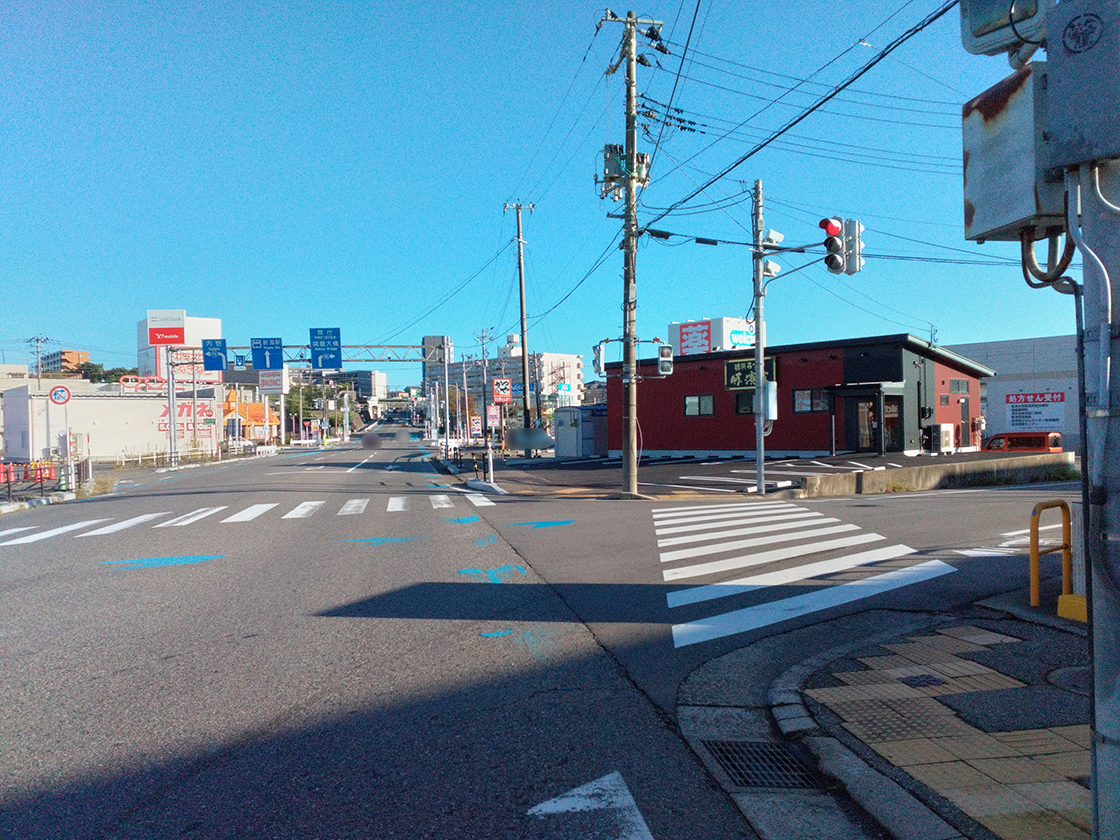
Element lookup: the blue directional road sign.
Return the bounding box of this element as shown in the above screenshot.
[201,339,228,371]
[250,337,284,370]
[309,328,342,369]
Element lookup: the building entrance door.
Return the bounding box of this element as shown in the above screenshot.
[857,399,877,451]
[884,396,903,451]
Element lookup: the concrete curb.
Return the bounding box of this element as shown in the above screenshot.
[465,478,510,495]
[1,491,77,515]
[766,614,969,840]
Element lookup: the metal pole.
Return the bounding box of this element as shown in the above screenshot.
[478,329,494,483]
[166,346,178,466]
[443,341,451,457]
[505,203,534,457]
[1074,161,1120,835]
[621,10,640,498]
[753,180,766,496]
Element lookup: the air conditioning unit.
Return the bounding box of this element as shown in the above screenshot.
[934,423,955,452]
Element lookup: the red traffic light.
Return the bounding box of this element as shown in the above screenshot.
[819,217,843,237]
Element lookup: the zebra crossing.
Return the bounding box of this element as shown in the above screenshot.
[0,493,501,546]
[654,501,955,648]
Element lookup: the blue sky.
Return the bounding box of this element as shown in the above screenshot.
[0,1,1064,388]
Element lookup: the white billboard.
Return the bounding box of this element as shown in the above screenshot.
[669,317,755,355]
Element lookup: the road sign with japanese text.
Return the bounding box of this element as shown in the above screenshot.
[251,337,284,370]
[309,328,342,369]
[493,378,512,404]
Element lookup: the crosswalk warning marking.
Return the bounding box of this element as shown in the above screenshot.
[282,501,324,519]
[430,495,455,509]
[650,501,791,516]
[667,544,918,608]
[670,560,955,648]
[387,497,409,512]
[338,498,370,515]
[466,494,495,507]
[0,519,111,545]
[660,523,861,564]
[222,504,278,523]
[651,505,801,528]
[656,515,839,548]
[78,513,171,535]
[653,508,808,535]
[153,507,229,528]
[663,532,885,582]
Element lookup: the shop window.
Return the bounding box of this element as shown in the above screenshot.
[950,379,969,394]
[793,388,829,413]
[940,394,950,406]
[684,394,714,416]
[735,392,754,415]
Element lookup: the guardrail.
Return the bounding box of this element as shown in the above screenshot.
[1029,499,1072,608]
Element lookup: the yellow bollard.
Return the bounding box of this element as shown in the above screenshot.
[1029,500,1072,608]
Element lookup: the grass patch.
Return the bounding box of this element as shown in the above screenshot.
[76,475,117,499]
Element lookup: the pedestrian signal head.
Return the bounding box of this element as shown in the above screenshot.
[658,344,674,376]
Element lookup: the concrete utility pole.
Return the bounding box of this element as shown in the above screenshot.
[442,340,451,457]
[504,202,534,457]
[753,181,767,496]
[27,335,50,390]
[599,9,660,497]
[477,328,494,482]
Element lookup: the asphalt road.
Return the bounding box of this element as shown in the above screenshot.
[1,427,1078,839]
[0,428,752,840]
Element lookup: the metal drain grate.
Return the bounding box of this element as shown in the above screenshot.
[701,740,820,789]
[900,674,945,688]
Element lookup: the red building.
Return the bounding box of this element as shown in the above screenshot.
[605,333,994,457]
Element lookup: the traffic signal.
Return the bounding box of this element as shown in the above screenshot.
[844,219,865,275]
[820,217,845,274]
[593,342,604,376]
[658,344,674,376]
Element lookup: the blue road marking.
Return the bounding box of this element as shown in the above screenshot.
[476,534,498,546]
[337,537,417,545]
[99,555,227,571]
[458,564,526,583]
[446,516,481,525]
[480,630,513,638]
[508,520,575,529]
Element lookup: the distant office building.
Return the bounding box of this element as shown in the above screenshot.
[422,335,454,381]
[332,370,388,400]
[946,335,1079,451]
[41,350,90,373]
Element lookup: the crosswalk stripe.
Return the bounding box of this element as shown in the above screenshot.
[338,498,370,515]
[663,532,885,581]
[430,495,454,509]
[282,501,324,519]
[652,505,802,527]
[154,507,228,528]
[0,526,38,539]
[222,504,278,523]
[654,510,815,536]
[666,544,918,608]
[0,519,111,545]
[466,494,495,507]
[657,515,838,547]
[660,523,861,563]
[387,496,410,512]
[651,501,791,517]
[78,513,171,535]
[670,560,955,647]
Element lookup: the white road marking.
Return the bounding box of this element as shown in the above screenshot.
[346,456,375,473]
[678,475,759,484]
[744,480,794,493]
[810,461,850,470]
[953,547,1021,557]
[671,560,955,647]
[660,523,861,563]
[651,500,792,515]
[1002,523,1064,537]
[466,494,495,507]
[528,771,654,839]
[0,519,111,545]
[0,526,38,539]
[657,515,839,547]
[282,501,324,519]
[430,495,454,509]
[663,532,885,581]
[729,469,826,477]
[667,544,918,608]
[154,507,228,528]
[654,510,813,535]
[637,482,738,493]
[338,498,370,515]
[847,461,874,469]
[78,513,170,535]
[222,504,278,523]
[652,504,799,526]
[387,496,409,512]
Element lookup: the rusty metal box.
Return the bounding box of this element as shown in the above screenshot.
[962,62,1064,242]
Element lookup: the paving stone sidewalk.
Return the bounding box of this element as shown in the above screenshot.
[802,617,1092,839]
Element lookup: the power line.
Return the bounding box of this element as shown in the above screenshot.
[645,0,961,226]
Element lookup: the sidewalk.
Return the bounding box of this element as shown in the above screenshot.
[680,576,1092,840]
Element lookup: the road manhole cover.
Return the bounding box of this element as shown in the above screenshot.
[900,674,945,688]
[701,740,820,789]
